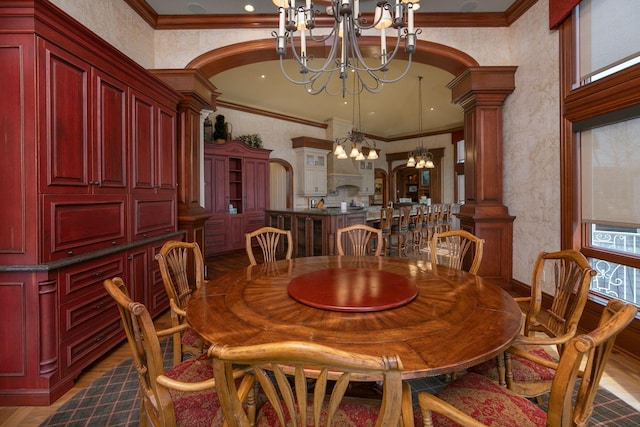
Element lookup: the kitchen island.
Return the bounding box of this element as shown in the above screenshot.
[266,208,367,257]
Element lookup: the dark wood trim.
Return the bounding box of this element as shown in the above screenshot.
[291,136,334,150]
[122,0,537,30]
[447,66,518,283]
[558,13,640,360]
[216,100,327,130]
[186,38,479,80]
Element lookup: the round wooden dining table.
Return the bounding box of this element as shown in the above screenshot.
[186,255,522,379]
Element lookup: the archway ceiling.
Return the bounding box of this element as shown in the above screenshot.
[139,0,520,140]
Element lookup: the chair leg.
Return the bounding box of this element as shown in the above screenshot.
[497,353,507,387]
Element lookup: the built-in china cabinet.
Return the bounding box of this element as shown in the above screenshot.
[203,141,271,257]
[0,1,181,405]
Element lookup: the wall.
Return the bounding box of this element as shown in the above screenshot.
[503,1,560,287]
[50,0,154,68]
[50,0,560,287]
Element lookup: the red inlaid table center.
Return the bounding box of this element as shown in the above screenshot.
[288,268,418,312]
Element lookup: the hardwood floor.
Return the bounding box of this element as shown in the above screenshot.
[2,250,639,426]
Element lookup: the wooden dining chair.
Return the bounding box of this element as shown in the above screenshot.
[210,340,414,427]
[417,299,637,427]
[103,277,254,427]
[245,226,293,266]
[155,240,207,366]
[470,249,596,401]
[336,223,383,256]
[430,229,485,275]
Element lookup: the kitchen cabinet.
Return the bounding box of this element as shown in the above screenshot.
[0,1,181,405]
[295,147,329,196]
[203,141,271,256]
[359,160,375,195]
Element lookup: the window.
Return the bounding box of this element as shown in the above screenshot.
[454,139,465,204]
[583,120,640,305]
[578,0,640,85]
[562,0,640,308]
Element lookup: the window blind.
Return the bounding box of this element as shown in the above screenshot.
[581,117,640,228]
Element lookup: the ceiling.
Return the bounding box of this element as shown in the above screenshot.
[137,0,522,140]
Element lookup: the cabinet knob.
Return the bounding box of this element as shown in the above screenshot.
[67,250,74,256]
[93,271,104,277]
[112,241,117,245]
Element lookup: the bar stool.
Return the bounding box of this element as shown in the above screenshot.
[389,207,411,256]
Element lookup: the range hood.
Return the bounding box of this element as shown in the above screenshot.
[327,155,362,190]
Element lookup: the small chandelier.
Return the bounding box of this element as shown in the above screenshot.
[334,78,378,160]
[407,76,434,169]
[272,0,421,96]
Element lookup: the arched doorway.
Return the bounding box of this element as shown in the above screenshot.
[269,158,293,209]
[187,38,478,79]
[174,38,516,281]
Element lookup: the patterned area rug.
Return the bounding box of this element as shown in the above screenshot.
[41,340,640,427]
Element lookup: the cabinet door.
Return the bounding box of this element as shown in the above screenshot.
[93,69,127,193]
[42,194,127,261]
[156,104,177,192]
[39,40,91,194]
[204,154,230,215]
[295,215,327,257]
[130,89,155,191]
[228,215,244,250]
[244,158,269,213]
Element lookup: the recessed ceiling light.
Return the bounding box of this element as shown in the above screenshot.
[260,74,266,79]
[244,4,255,13]
[460,1,478,13]
[187,2,206,14]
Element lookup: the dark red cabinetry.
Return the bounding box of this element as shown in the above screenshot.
[0,1,181,405]
[203,141,271,256]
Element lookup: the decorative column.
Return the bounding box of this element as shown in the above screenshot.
[447,66,517,285]
[151,69,219,251]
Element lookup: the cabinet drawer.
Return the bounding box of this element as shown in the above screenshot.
[60,316,123,377]
[59,287,119,339]
[131,195,176,240]
[58,254,125,303]
[42,195,127,261]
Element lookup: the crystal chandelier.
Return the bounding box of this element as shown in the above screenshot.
[272,0,420,96]
[407,76,434,169]
[333,78,378,160]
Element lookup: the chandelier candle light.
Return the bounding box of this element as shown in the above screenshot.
[407,76,434,169]
[333,77,379,160]
[272,0,421,96]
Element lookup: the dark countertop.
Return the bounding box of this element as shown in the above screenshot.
[266,208,366,216]
[0,231,184,272]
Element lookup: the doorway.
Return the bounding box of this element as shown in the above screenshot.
[269,159,293,209]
